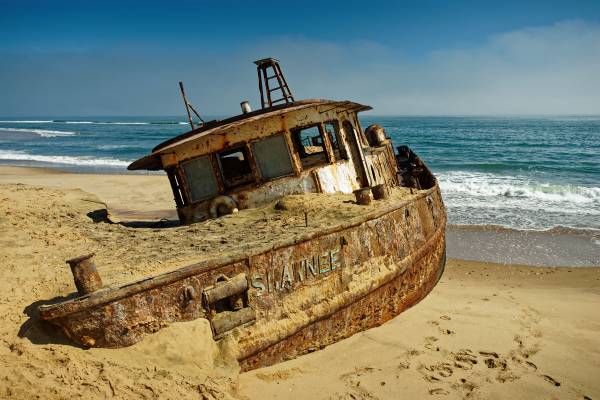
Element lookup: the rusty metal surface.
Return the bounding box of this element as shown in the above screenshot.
[371,183,389,200]
[128,100,372,171]
[164,106,383,224]
[39,181,446,370]
[353,187,372,205]
[66,253,103,295]
[239,235,445,371]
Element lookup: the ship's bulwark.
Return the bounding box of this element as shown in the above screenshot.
[40,185,446,370]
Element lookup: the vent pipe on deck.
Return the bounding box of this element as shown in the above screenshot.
[240,101,252,114]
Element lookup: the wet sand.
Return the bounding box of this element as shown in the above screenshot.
[447,225,600,267]
[0,166,598,399]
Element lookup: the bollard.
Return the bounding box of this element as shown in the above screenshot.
[66,253,103,295]
[353,188,372,205]
[371,184,389,200]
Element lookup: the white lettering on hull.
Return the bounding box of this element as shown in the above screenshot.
[251,247,342,295]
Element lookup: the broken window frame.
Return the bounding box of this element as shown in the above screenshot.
[290,123,331,170]
[216,144,257,190]
[166,167,187,207]
[322,120,348,162]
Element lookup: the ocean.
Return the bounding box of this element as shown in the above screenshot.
[0,116,599,232]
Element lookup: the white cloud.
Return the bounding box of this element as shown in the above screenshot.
[1,20,598,115]
[266,20,600,115]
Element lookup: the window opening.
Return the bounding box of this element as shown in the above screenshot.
[217,146,254,189]
[291,125,329,169]
[323,121,347,160]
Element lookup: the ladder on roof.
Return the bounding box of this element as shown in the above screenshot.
[254,58,295,109]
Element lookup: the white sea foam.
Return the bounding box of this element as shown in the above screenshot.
[0,150,130,167]
[438,170,600,230]
[0,127,78,137]
[96,144,133,150]
[0,120,53,123]
[439,171,600,205]
[107,122,149,125]
[0,120,184,125]
[64,121,149,125]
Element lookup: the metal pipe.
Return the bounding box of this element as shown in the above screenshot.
[240,101,252,114]
[66,253,103,295]
[179,81,194,130]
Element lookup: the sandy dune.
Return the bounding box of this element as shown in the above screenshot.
[0,166,598,399]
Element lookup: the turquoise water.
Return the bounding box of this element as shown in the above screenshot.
[0,116,598,231]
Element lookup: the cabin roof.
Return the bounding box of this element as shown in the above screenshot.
[128,99,371,171]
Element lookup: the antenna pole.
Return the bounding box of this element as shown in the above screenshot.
[179,81,195,130]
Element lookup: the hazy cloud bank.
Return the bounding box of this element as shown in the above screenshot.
[0,20,598,116]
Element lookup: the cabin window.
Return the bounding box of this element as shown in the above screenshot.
[291,125,329,169]
[252,134,294,180]
[323,121,347,161]
[182,156,219,202]
[217,146,254,189]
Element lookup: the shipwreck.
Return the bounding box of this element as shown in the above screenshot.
[38,58,447,371]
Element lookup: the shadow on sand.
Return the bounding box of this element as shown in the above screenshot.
[19,294,86,348]
[87,208,181,229]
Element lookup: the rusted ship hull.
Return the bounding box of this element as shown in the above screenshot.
[240,219,445,371]
[39,179,446,370]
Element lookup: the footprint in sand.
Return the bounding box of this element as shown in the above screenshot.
[397,361,410,370]
[479,351,499,358]
[453,350,478,369]
[525,361,538,371]
[452,378,477,396]
[424,336,440,351]
[418,362,454,382]
[542,375,561,387]
[430,321,455,336]
[429,388,450,395]
[484,358,508,370]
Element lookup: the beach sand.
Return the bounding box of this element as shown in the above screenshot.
[0,166,598,399]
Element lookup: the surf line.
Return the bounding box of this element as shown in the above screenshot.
[251,247,342,295]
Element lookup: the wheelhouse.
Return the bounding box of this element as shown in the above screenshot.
[129,61,400,224]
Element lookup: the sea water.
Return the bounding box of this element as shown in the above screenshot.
[0,115,598,232]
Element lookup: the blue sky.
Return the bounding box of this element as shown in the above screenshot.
[1,0,599,115]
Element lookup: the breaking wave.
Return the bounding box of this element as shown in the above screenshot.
[63,121,149,125]
[0,120,53,123]
[0,120,189,126]
[56,120,186,125]
[0,150,130,167]
[439,171,600,205]
[0,127,78,137]
[438,171,600,230]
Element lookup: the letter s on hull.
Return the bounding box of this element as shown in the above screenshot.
[251,274,266,294]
